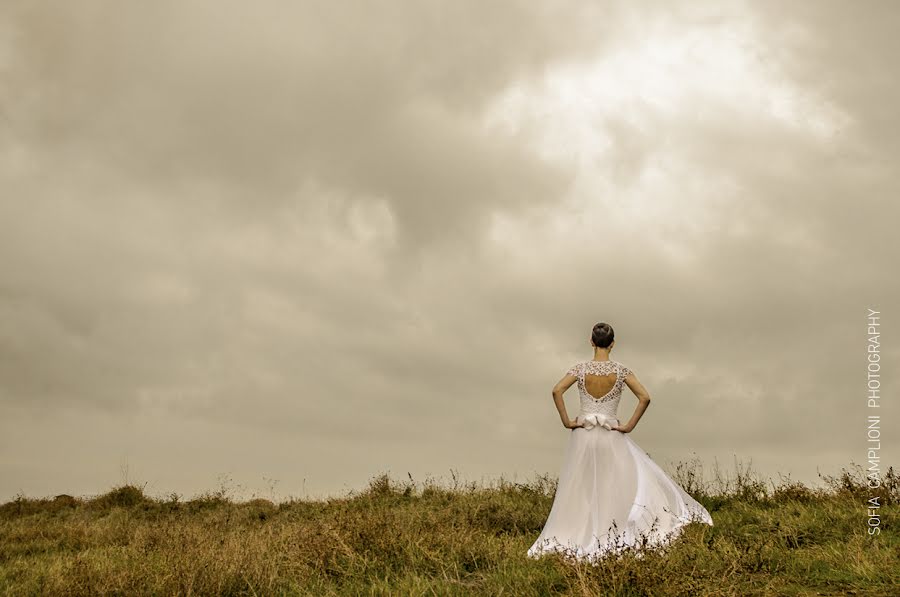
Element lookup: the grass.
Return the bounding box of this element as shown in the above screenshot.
[0,458,897,596]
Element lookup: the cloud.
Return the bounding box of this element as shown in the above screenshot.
[0,0,897,500]
[0,1,621,248]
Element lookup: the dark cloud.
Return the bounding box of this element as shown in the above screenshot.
[1,0,615,249]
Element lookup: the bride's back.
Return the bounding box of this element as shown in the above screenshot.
[568,360,633,417]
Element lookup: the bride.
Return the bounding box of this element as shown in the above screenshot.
[527,322,713,563]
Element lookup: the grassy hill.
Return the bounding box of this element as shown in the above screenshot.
[1,459,897,596]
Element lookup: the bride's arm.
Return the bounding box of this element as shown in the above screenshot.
[615,373,651,433]
[552,374,580,429]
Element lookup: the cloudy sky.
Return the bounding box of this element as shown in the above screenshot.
[1,0,897,502]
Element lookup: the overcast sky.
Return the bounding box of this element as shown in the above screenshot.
[1,0,897,503]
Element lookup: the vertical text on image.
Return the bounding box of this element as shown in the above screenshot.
[866,307,881,536]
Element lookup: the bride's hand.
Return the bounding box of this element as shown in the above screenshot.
[611,424,632,433]
[564,418,584,429]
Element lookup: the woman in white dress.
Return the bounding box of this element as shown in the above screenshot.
[527,322,713,563]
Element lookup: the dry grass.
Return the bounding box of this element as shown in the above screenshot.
[1,458,897,596]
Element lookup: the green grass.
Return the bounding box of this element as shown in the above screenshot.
[1,459,897,596]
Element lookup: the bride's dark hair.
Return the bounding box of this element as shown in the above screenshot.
[591,322,615,348]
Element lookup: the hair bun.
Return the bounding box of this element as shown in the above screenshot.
[591,322,615,348]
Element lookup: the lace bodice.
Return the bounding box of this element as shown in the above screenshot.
[567,360,633,418]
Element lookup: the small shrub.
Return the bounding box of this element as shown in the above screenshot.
[771,475,817,504]
[186,488,231,511]
[245,498,276,521]
[88,483,148,510]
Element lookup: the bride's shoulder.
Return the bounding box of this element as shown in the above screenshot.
[615,360,634,376]
[565,361,584,376]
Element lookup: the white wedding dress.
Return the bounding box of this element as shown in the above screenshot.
[527,359,713,563]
